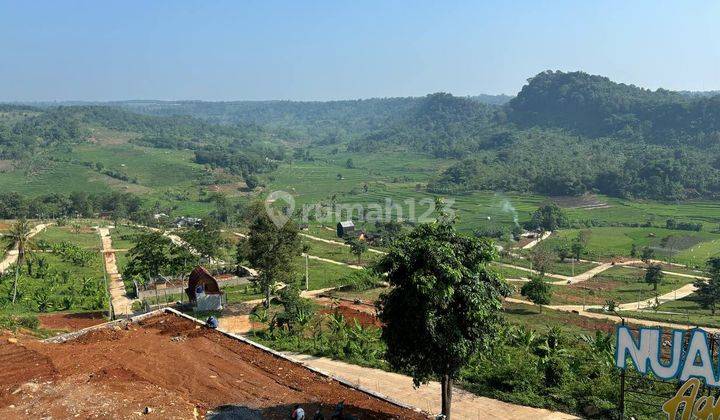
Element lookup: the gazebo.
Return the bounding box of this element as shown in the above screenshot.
[185,266,224,311]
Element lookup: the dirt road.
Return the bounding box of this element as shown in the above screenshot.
[98,227,136,316]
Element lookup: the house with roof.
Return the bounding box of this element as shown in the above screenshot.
[336,220,355,237]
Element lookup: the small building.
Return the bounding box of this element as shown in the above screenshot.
[185,266,223,311]
[337,221,355,238]
[175,216,202,228]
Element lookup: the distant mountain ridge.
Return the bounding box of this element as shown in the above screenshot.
[508,70,720,144]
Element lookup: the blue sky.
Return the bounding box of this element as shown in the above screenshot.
[0,0,718,101]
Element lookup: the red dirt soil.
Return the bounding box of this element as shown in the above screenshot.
[316,297,383,328]
[38,312,107,331]
[0,313,424,419]
[320,305,383,328]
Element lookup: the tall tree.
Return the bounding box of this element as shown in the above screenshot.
[2,219,36,303]
[529,203,568,231]
[377,221,510,419]
[530,247,554,276]
[344,236,368,264]
[521,275,552,313]
[124,232,173,283]
[180,219,228,262]
[694,257,720,315]
[571,235,585,261]
[243,202,301,308]
[645,264,664,291]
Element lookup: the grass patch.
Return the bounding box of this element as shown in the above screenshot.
[547,266,697,305]
[36,225,101,249]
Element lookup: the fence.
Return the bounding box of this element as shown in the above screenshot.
[135,276,252,301]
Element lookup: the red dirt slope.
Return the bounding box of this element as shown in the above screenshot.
[0,313,425,419]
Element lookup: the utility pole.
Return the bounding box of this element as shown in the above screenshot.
[304,253,309,290]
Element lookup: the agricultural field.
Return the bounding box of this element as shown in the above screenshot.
[502,301,615,334]
[498,254,599,277]
[618,294,720,328]
[542,266,696,306]
[302,256,358,290]
[301,237,381,267]
[552,227,720,267]
[35,225,101,250]
[109,225,147,250]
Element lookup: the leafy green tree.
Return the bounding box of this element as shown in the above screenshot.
[571,236,585,261]
[644,264,664,291]
[529,203,568,231]
[273,283,314,332]
[530,247,554,276]
[243,202,301,308]
[345,158,355,169]
[376,221,510,419]
[112,202,127,227]
[554,239,571,261]
[694,257,720,315]
[630,243,638,258]
[180,219,228,262]
[344,236,368,264]
[244,174,260,190]
[124,232,173,283]
[641,246,655,262]
[521,275,552,312]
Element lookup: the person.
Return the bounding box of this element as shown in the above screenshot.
[312,407,325,420]
[291,404,305,420]
[330,401,344,420]
[206,315,218,329]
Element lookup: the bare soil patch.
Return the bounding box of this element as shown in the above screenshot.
[0,313,422,419]
[0,160,14,171]
[38,312,107,331]
[551,194,610,209]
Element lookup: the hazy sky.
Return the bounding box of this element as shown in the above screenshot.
[1,0,718,101]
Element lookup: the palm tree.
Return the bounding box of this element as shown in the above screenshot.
[2,219,36,303]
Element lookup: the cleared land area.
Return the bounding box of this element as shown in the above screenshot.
[0,312,424,419]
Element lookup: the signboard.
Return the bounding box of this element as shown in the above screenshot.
[615,325,720,419]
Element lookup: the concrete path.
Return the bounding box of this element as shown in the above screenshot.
[282,352,577,420]
[496,262,571,282]
[300,233,387,255]
[306,254,364,270]
[98,227,137,316]
[506,297,720,333]
[521,231,552,250]
[615,282,699,311]
[560,262,614,285]
[238,231,364,271]
[0,223,51,274]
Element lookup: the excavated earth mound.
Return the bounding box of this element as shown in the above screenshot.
[0,313,425,419]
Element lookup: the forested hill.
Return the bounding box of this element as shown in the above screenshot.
[0,105,282,176]
[349,93,496,157]
[107,94,511,143]
[508,70,720,145]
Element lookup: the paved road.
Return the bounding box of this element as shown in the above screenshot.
[506,297,720,333]
[299,233,387,255]
[306,253,363,270]
[282,352,577,420]
[521,231,552,250]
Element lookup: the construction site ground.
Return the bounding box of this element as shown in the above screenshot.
[0,312,424,419]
